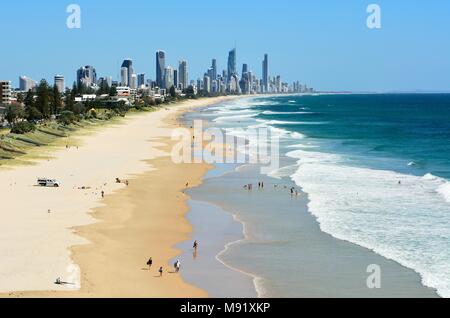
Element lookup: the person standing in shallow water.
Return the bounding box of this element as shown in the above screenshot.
[147,257,153,270]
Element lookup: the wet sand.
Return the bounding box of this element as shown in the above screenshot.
[0,96,240,298]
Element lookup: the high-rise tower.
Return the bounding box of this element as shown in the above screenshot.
[178,60,188,90]
[121,59,134,87]
[263,54,269,92]
[156,50,166,88]
[227,48,237,83]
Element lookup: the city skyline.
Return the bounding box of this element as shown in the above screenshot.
[8,47,307,96]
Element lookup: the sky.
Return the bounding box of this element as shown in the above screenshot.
[1,0,450,92]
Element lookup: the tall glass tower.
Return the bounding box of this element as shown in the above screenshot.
[156,51,166,88]
[227,48,236,83]
[211,59,217,81]
[178,60,189,90]
[121,59,134,87]
[263,54,269,92]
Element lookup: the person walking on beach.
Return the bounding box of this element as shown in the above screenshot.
[101,190,105,198]
[159,266,164,277]
[147,257,153,270]
[193,240,199,251]
[174,260,181,273]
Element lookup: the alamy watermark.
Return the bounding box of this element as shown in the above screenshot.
[367,4,382,29]
[66,4,81,29]
[367,264,382,289]
[171,120,280,174]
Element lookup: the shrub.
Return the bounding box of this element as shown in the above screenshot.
[58,111,77,125]
[73,102,86,115]
[11,121,36,134]
[87,109,97,119]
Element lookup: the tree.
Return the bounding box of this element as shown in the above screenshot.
[169,85,177,98]
[97,81,110,96]
[52,85,63,115]
[17,92,25,104]
[5,104,25,127]
[36,80,51,118]
[24,90,42,121]
[185,86,196,99]
[73,102,86,115]
[65,86,76,112]
[109,86,117,97]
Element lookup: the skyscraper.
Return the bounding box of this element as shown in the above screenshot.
[130,73,137,89]
[262,54,269,93]
[227,48,236,82]
[203,75,211,93]
[54,75,65,93]
[178,60,188,90]
[138,74,145,87]
[120,67,129,86]
[156,50,166,88]
[19,76,37,92]
[211,59,217,81]
[173,69,179,89]
[242,63,248,74]
[240,64,250,94]
[106,76,112,87]
[77,66,97,88]
[121,59,134,87]
[164,66,174,90]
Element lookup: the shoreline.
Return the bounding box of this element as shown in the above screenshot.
[181,97,440,298]
[2,94,443,298]
[0,96,241,298]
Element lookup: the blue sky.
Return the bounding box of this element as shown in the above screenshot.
[1,0,449,91]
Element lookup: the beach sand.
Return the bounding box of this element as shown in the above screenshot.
[0,96,238,298]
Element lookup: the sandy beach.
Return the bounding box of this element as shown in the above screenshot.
[0,96,238,298]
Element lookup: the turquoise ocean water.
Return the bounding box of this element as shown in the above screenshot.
[187,94,450,297]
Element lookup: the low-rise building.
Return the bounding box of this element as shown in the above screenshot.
[74,94,97,102]
[0,81,12,105]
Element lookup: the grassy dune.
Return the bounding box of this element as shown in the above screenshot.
[0,107,158,168]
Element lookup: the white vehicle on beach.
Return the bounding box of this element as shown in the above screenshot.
[37,178,61,188]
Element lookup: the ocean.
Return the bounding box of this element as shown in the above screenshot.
[182,94,450,298]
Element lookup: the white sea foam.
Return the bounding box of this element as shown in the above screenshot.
[213,113,259,123]
[286,144,319,149]
[215,109,258,115]
[288,150,450,297]
[262,111,314,115]
[256,119,328,126]
[290,132,306,139]
[256,119,302,125]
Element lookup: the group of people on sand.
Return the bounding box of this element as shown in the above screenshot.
[244,181,301,197]
[245,182,265,190]
[146,240,199,278]
[116,178,129,186]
